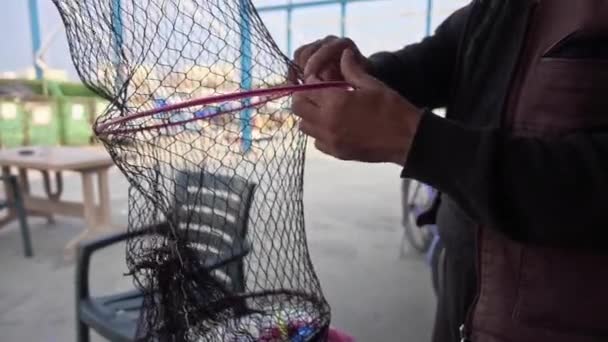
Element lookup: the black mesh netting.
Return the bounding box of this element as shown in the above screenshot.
[52,0,331,341]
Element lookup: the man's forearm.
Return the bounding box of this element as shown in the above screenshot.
[368,39,455,109]
[404,111,608,250]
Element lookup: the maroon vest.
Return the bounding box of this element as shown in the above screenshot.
[470,1,608,341]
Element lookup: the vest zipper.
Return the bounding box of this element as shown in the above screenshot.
[449,0,482,339]
[459,224,481,342]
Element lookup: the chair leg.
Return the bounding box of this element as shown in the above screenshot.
[15,204,32,257]
[9,177,32,257]
[76,320,91,342]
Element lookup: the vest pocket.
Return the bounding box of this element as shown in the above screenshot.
[513,245,608,336]
[513,58,608,135]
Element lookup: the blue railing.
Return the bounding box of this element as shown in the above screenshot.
[27,0,42,80]
[256,0,413,57]
[31,0,436,151]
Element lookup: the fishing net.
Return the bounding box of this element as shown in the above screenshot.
[52,0,339,340]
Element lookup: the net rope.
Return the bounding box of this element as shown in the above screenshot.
[52,0,331,340]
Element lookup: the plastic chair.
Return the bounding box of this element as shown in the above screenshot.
[0,174,33,257]
[75,171,256,342]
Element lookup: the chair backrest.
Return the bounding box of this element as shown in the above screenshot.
[172,170,256,293]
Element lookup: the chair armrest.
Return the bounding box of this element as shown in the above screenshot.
[0,174,17,181]
[75,230,146,299]
[208,240,252,271]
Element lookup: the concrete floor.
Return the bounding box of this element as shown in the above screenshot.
[0,145,436,342]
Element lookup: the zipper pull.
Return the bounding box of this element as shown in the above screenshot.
[459,324,471,342]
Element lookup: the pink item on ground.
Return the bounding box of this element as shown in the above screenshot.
[328,327,356,342]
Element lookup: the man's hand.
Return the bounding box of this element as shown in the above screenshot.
[292,49,423,166]
[292,36,370,82]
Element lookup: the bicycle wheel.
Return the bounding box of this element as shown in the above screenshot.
[401,179,433,254]
[430,238,446,296]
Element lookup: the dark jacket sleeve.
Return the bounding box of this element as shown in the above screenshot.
[367,5,471,109]
[404,111,608,250]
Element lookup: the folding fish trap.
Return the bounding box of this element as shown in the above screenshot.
[53,0,347,340]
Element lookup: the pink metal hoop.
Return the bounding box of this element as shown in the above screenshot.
[95,81,350,136]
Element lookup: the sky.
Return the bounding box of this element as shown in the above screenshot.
[0,0,469,80]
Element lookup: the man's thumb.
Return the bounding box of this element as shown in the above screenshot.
[340,49,377,89]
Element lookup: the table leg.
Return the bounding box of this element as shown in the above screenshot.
[64,171,97,254]
[97,168,112,227]
[42,171,63,199]
[39,170,59,224]
[17,168,29,194]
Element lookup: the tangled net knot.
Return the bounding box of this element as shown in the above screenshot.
[52,0,333,340]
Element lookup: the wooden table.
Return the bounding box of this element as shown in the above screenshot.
[0,146,115,254]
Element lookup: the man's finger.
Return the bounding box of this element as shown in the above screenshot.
[314,139,334,156]
[294,42,318,68]
[294,36,337,69]
[291,92,322,122]
[299,120,326,140]
[291,38,326,84]
[340,48,382,90]
[287,63,302,85]
[318,63,342,82]
[304,37,354,77]
[299,75,340,104]
[314,139,354,161]
[293,42,322,81]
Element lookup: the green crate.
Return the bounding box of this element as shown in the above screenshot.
[26,100,61,146]
[0,101,26,147]
[62,99,96,145]
[0,80,107,147]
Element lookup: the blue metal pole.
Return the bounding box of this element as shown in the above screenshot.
[287,0,294,57]
[27,0,43,80]
[425,0,433,36]
[258,0,384,55]
[111,0,124,90]
[257,0,383,13]
[239,0,253,152]
[340,0,347,37]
